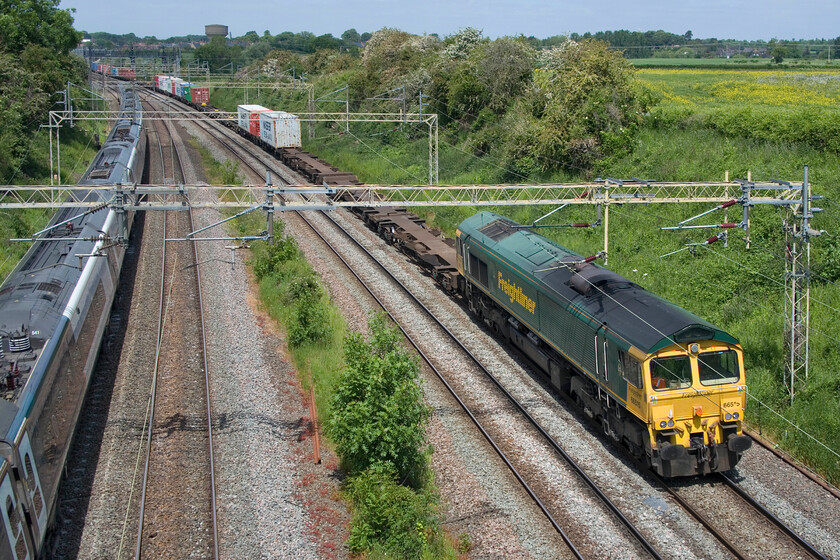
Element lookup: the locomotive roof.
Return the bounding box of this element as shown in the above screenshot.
[460,211,738,354]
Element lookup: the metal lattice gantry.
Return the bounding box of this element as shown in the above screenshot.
[45,109,439,186]
[782,166,823,403]
[2,177,806,259]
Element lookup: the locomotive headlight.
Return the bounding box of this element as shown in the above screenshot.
[725,412,733,421]
[733,412,739,420]
[667,419,675,427]
[660,421,667,428]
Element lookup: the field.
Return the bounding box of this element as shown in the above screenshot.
[631,57,840,69]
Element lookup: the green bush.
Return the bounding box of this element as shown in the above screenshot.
[328,313,431,487]
[346,462,437,558]
[253,231,298,279]
[288,286,329,347]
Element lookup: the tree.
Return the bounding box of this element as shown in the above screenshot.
[0,0,82,55]
[193,36,243,72]
[473,37,535,113]
[328,313,430,487]
[506,38,647,175]
[342,28,361,44]
[0,0,86,181]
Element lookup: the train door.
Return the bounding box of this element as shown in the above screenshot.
[15,433,46,550]
[0,467,32,560]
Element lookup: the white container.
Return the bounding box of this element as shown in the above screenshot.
[170,77,185,95]
[259,111,302,148]
[159,76,172,93]
[237,104,270,135]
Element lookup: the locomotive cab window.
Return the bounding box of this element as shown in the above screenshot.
[650,355,692,390]
[698,350,740,386]
[618,350,642,389]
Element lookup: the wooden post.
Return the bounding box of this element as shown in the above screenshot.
[309,382,321,464]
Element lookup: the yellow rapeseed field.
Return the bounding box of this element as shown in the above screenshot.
[637,68,840,109]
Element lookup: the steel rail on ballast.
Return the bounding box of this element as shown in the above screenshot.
[134,101,171,560]
[133,93,220,560]
[718,473,827,560]
[158,87,658,558]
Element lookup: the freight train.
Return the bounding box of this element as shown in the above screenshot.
[143,72,751,476]
[456,211,751,477]
[150,74,359,185]
[0,85,144,558]
[342,205,751,477]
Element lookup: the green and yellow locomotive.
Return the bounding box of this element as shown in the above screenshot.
[456,211,752,477]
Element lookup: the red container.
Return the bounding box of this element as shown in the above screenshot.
[117,68,136,80]
[191,87,209,105]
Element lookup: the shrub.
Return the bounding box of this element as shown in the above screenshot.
[345,462,437,558]
[328,313,431,486]
[253,231,298,279]
[288,284,329,347]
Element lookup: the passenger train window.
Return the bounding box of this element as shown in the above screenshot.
[24,454,35,488]
[698,350,740,386]
[6,496,16,527]
[650,355,692,390]
[618,351,642,389]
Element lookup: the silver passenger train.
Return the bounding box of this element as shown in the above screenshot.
[0,85,144,558]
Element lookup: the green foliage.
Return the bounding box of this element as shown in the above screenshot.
[0,0,87,182]
[253,228,298,279]
[251,231,328,347]
[287,274,329,347]
[193,36,243,72]
[0,0,82,55]
[345,462,438,558]
[502,39,646,174]
[328,313,431,487]
[650,105,840,154]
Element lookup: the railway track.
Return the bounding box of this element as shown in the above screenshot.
[653,472,828,560]
[155,87,840,558]
[134,94,219,559]
[296,202,669,558]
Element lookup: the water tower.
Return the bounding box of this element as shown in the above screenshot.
[205,24,229,39]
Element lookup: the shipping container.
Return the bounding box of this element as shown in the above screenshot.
[160,76,172,94]
[259,111,302,148]
[153,75,165,90]
[170,78,185,95]
[91,62,100,72]
[175,81,193,100]
[191,87,210,105]
[237,105,270,136]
